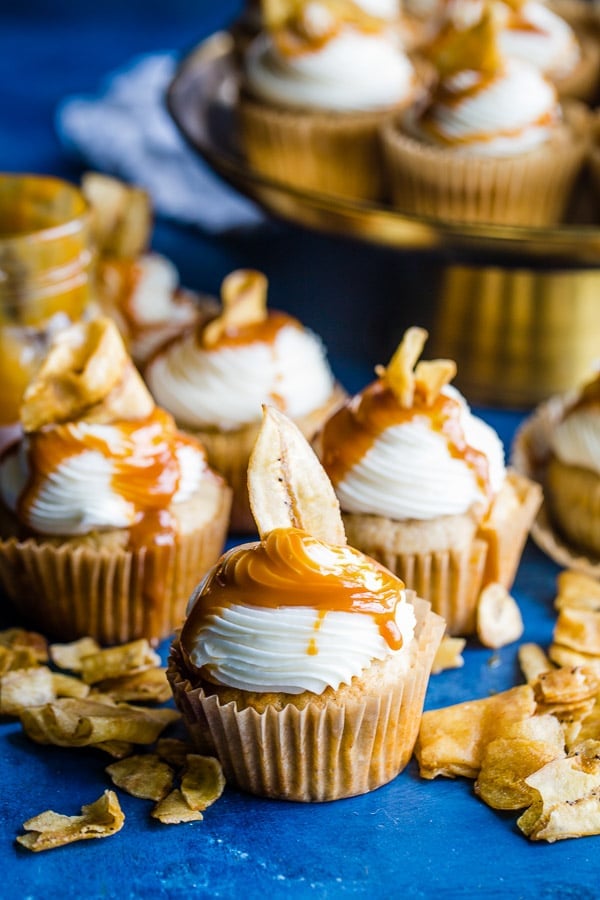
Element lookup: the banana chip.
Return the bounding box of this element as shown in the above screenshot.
[248,405,346,545]
[518,643,553,684]
[202,269,268,348]
[80,639,161,685]
[0,628,48,663]
[17,790,124,852]
[518,745,600,842]
[477,582,524,650]
[82,172,152,259]
[49,637,101,672]
[151,789,204,825]
[91,668,171,704]
[431,636,466,675]
[0,667,55,716]
[106,754,174,801]
[180,755,226,812]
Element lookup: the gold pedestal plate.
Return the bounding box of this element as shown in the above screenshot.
[167,31,600,408]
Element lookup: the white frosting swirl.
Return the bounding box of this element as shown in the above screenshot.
[551,407,600,475]
[0,422,207,536]
[145,323,335,431]
[334,386,506,520]
[416,58,559,156]
[499,2,580,80]
[128,254,197,329]
[186,597,416,694]
[245,24,415,112]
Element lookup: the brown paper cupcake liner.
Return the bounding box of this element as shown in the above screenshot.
[238,92,413,202]
[511,394,600,578]
[342,512,487,635]
[190,384,347,534]
[0,489,231,644]
[168,595,445,802]
[477,470,543,589]
[381,101,590,226]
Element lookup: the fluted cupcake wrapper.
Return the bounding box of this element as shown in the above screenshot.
[343,514,487,636]
[381,101,590,226]
[0,495,231,645]
[168,595,445,802]
[342,471,540,636]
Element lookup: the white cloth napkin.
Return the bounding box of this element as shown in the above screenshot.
[56,51,266,233]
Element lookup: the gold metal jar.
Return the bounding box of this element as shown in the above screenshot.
[0,174,93,426]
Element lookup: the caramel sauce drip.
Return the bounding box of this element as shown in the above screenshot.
[198,310,300,350]
[18,407,202,548]
[181,527,407,652]
[321,379,491,497]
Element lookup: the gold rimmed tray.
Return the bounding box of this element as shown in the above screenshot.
[166,29,600,265]
[167,31,600,407]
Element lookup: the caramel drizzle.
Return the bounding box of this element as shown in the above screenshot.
[18,407,203,548]
[321,379,491,497]
[181,527,407,652]
[198,310,301,351]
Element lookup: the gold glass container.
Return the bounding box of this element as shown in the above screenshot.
[0,174,93,425]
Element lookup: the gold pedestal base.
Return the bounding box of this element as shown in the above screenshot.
[428,264,600,408]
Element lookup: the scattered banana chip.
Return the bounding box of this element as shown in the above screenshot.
[181,755,226,812]
[534,666,600,708]
[156,737,194,769]
[0,667,55,716]
[518,643,553,684]
[248,405,346,545]
[555,569,600,611]
[91,741,136,759]
[0,628,48,663]
[416,685,536,779]
[17,790,125,852]
[49,637,101,672]
[20,697,179,747]
[474,715,566,811]
[431,636,466,675]
[0,645,41,674]
[553,603,600,656]
[52,673,90,700]
[151,789,204,825]
[106,754,174,801]
[91,668,171,704]
[80,640,161,685]
[517,744,600,842]
[548,642,600,675]
[476,582,524,649]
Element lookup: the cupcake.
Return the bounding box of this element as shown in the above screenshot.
[238,0,425,200]
[168,405,444,801]
[318,327,542,635]
[545,372,600,557]
[496,0,600,102]
[144,269,345,533]
[381,5,590,225]
[0,318,232,644]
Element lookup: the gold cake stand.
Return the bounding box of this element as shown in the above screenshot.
[167,31,600,408]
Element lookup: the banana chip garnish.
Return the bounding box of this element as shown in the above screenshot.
[82,172,152,260]
[248,405,346,545]
[202,269,268,348]
[376,327,456,408]
[427,4,502,79]
[21,318,154,431]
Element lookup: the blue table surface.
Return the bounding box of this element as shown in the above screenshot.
[2,3,600,898]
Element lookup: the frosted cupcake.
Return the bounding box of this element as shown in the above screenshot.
[381,6,590,225]
[318,328,542,635]
[545,372,600,556]
[238,0,424,200]
[496,0,600,102]
[145,269,345,533]
[168,406,444,801]
[0,318,231,644]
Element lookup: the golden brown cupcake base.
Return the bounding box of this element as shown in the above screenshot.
[168,594,444,802]
[341,470,541,636]
[238,92,405,202]
[381,101,590,226]
[190,384,347,534]
[0,477,232,645]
